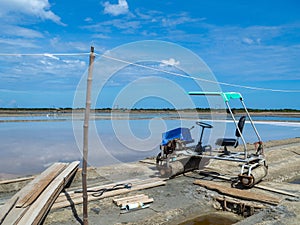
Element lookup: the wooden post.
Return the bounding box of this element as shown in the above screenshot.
[82,46,95,225]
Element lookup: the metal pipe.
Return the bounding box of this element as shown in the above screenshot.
[240,99,262,142]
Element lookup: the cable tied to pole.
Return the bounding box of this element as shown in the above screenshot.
[100,54,300,93]
[0,51,299,93]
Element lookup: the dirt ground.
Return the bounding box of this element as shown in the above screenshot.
[1,138,300,225]
[42,138,300,225]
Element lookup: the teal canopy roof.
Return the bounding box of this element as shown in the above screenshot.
[188,92,243,102]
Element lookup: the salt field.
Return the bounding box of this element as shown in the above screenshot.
[0,113,299,177]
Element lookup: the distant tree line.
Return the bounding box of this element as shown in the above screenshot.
[0,107,299,113]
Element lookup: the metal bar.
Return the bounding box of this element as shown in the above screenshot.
[240,99,262,142]
[225,101,248,159]
[241,164,246,174]
[182,153,251,163]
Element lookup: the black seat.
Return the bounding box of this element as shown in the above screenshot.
[216,116,246,153]
[215,138,237,146]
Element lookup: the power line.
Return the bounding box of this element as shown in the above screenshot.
[0,51,299,93]
[0,53,90,56]
[101,54,300,93]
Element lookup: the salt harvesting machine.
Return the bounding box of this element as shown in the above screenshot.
[156,92,268,188]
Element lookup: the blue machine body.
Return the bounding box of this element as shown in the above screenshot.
[161,127,194,146]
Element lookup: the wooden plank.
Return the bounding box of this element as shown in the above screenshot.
[114,194,150,206]
[52,179,165,209]
[214,196,265,209]
[54,178,140,204]
[194,179,281,205]
[86,178,140,192]
[0,163,67,225]
[120,197,154,208]
[16,163,67,208]
[113,194,147,204]
[51,178,166,209]
[0,196,19,224]
[214,195,265,216]
[0,176,35,185]
[200,171,299,197]
[1,207,28,225]
[54,177,162,204]
[17,161,80,225]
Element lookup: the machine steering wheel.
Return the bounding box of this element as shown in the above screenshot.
[196,121,213,129]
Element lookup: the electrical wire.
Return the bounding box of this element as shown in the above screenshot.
[0,53,90,56]
[74,183,132,197]
[101,54,300,93]
[0,51,299,93]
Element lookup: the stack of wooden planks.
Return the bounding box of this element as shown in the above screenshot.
[0,161,79,225]
[113,194,154,209]
[52,177,166,209]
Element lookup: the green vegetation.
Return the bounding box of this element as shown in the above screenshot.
[0,107,299,113]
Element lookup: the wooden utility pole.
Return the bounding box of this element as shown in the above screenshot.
[82,46,95,225]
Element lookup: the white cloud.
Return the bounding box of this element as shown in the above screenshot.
[0,0,64,25]
[0,25,43,38]
[62,59,86,68]
[84,17,93,22]
[242,37,254,45]
[83,19,140,33]
[160,13,204,27]
[242,37,262,45]
[103,0,129,16]
[49,38,92,52]
[198,23,300,81]
[160,58,180,67]
[92,33,110,39]
[0,37,39,48]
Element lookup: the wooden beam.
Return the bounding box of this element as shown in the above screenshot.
[54,178,140,204]
[82,46,95,225]
[113,194,146,205]
[0,176,35,185]
[194,179,281,205]
[214,195,265,209]
[16,163,67,208]
[0,163,67,225]
[1,207,27,225]
[52,178,166,210]
[199,171,299,197]
[113,194,153,207]
[17,161,80,225]
[120,197,153,208]
[0,196,19,224]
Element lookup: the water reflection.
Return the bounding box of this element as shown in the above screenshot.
[0,114,299,178]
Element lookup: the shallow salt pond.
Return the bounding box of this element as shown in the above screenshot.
[0,114,299,177]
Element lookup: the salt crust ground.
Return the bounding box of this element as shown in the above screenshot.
[1,138,299,225]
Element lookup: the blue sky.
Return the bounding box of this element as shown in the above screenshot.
[0,0,299,109]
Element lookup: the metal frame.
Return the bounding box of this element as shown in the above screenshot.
[188,91,262,160]
[157,91,267,187]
